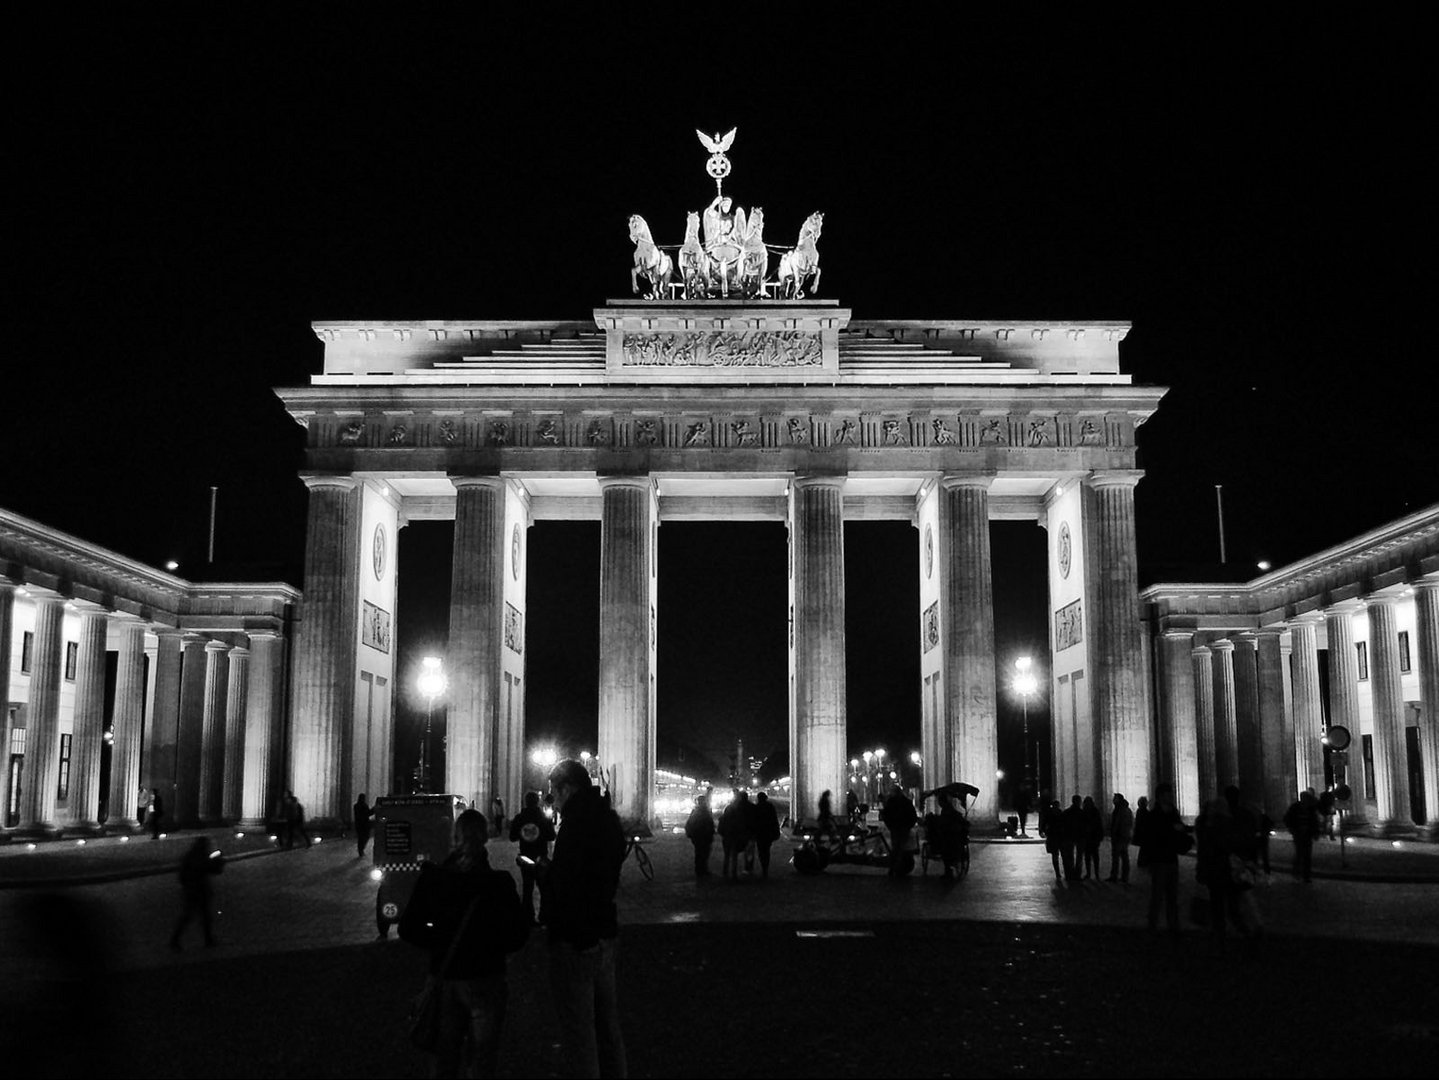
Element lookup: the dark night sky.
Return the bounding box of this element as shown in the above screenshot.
[8,14,1433,786]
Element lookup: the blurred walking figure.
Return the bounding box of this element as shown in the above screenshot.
[148,788,164,840]
[354,794,373,859]
[684,793,716,878]
[1136,783,1188,935]
[489,797,507,839]
[880,786,918,878]
[1107,793,1133,883]
[816,790,836,836]
[742,790,761,874]
[169,836,223,950]
[1081,796,1104,880]
[1284,790,1321,883]
[510,791,556,923]
[935,791,967,877]
[1039,798,1064,881]
[400,808,529,1078]
[282,791,311,849]
[753,792,781,878]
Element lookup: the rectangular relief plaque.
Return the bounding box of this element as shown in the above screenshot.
[1055,599,1083,651]
[504,603,523,654]
[922,601,940,653]
[362,600,392,654]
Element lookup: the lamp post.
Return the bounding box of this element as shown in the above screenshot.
[1013,656,1038,787]
[417,656,447,793]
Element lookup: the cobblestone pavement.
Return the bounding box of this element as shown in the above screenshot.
[3,833,1436,1077]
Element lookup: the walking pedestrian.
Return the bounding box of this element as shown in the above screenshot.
[283,791,312,849]
[169,836,223,950]
[1283,789,1321,883]
[490,797,507,840]
[752,792,781,878]
[399,808,530,1078]
[510,791,556,924]
[880,786,919,877]
[1137,782,1189,935]
[1039,798,1064,881]
[1081,796,1104,880]
[684,794,716,878]
[1015,783,1032,837]
[538,758,628,1079]
[1060,795,1085,881]
[354,793,373,859]
[148,788,164,840]
[1107,793,1133,883]
[936,791,967,877]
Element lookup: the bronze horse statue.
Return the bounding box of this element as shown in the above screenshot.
[628,214,673,300]
[777,211,823,299]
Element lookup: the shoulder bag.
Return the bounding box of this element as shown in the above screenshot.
[407,894,480,1052]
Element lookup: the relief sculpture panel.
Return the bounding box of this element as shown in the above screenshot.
[622,331,822,367]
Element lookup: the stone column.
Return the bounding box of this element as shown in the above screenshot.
[1413,580,1439,834]
[1290,619,1325,796]
[66,611,109,831]
[447,476,507,811]
[598,476,656,825]
[1084,472,1151,805]
[174,633,209,828]
[0,584,15,822]
[1210,639,1239,793]
[1255,629,1295,819]
[106,621,147,830]
[198,641,229,824]
[290,475,362,827]
[144,629,184,813]
[1158,631,1200,818]
[1192,645,1215,808]
[241,630,285,827]
[1368,597,1412,830]
[1232,635,1265,807]
[1324,605,1368,823]
[17,597,64,833]
[939,476,997,824]
[222,646,249,823]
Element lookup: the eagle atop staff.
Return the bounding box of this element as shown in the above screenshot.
[696,128,736,154]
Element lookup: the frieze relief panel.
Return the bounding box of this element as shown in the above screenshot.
[1055,599,1083,651]
[621,331,822,367]
[922,601,940,653]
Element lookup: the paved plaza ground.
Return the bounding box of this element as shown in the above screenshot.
[2,830,1437,1077]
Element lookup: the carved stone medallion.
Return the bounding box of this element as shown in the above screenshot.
[373,523,387,581]
[511,523,522,581]
[1058,522,1072,579]
[925,525,934,580]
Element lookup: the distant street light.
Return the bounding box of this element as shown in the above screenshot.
[1013,656,1039,786]
[417,656,447,792]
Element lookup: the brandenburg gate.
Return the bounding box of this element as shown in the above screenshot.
[274,133,1166,830]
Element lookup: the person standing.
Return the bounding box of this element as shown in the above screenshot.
[684,793,716,878]
[1039,798,1064,881]
[880,786,918,877]
[400,808,530,1078]
[1107,793,1134,883]
[490,797,507,840]
[741,791,761,875]
[1131,795,1150,871]
[1060,796,1085,881]
[148,788,164,840]
[169,836,223,950]
[354,794,374,859]
[1137,782,1188,935]
[1283,789,1321,883]
[539,758,628,1079]
[510,791,557,924]
[752,792,781,878]
[282,791,312,849]
[1015,783,1033,838]
[718,791,748,881]
[936,791,967,877]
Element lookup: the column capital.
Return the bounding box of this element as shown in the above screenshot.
[1414,576,1439,596]
[1161,628,1195,641]
[1191,644,1212,657]
[449,474,506,493]
[1254,624,1287,638]
[228,645,251,660]
[300,474,359,492]
[939,473,994,492]
[792,474,847,491]
[203,638,228,654]
[1325,598,1366,615]
[1365,593,1399,611]
[1210,638,1236,654]
[597,474,655,493]
[246,628,283,643]
[1085,469,1144,490]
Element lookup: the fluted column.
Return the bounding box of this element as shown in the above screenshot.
[0,584,14,823]
[1158,631,1200,817]
[1414,581,1439,833]
[106,621,147,830]
[1232,635,1264,807]
[1085,472,1151,806]
[222,646,249,822]
[174,633,209,828]
[290,475,362,826]
[1255,629,1294,818]
[939,476,996,824]
[144,629,184,811]
[17,597,64,833]
[1368,597,1412,830]
[1192,646,1215,808]
[1210,639,1239,792]
[1290,619,1325,795]
[447,476,507,811]
[66,611,109,831]
[197,641,229,824]
[598,476,656,825]
[1324,606,1368,823]
[241,630,285,827]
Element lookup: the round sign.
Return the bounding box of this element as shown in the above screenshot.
[1058,522,1072,579]
[1326,725,1352,751]
[372,523,387,580]
[381,901,399,920]
[1334,783,1353,802]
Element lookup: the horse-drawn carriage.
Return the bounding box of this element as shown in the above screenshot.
[628,206,823,302]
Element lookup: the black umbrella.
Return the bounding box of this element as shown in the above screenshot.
[921,782,980,807]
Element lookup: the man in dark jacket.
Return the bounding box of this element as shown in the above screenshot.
[684,794,717,877]
[1060,795,1086,881]
[1137,783,1188,934]
[541,759,628,1079]
[880,787,919,877]
[510,790,557,924]
[752,792,781,878]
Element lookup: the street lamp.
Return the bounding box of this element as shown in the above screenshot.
[1013,656,1039,787]
[417,656,447,792]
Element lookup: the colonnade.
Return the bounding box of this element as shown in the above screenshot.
[1154,580,1439,830]
[0,581,289,835]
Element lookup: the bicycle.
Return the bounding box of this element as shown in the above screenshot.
[624,833,654,880]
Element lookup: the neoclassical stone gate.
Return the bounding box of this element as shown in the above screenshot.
[277,302,1165,829]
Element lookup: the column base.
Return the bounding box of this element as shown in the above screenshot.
[1365,819,1422,839]
[65,821,108,837]
[104,819,143,836]
[8,825,65,842]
